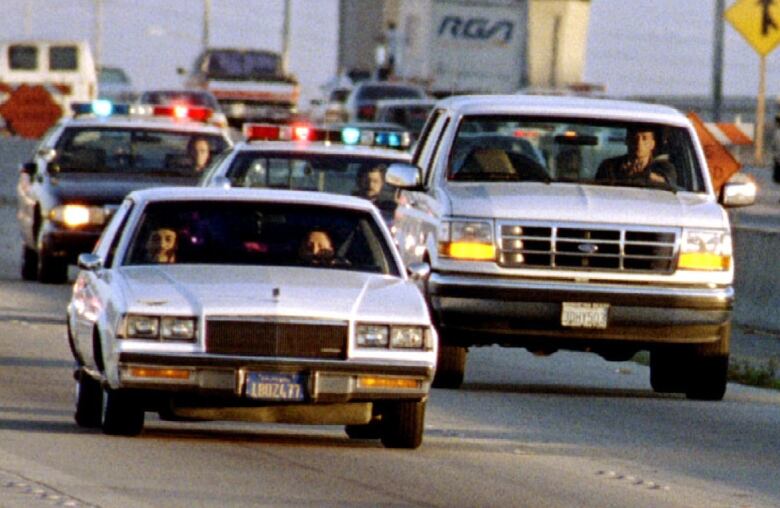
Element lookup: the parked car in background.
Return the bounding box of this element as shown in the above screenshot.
[309,86,351,123]
[344,81,428,122]
[97,66,136,103]
[67,187,436,448]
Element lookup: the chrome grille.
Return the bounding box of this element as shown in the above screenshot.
[206,318,348,359]
[499,222,678,273]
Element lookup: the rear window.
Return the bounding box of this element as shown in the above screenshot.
[357,86,424,101]
[205,50,281,79]
[49,46,78,71]
[9,45,37,70]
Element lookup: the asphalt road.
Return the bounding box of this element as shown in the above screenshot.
[0,137,779,507]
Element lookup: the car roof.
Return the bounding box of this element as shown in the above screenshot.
[56,115,228,135]
[437,94,691,126]
[128,186,380,212]
[235,140,411,159]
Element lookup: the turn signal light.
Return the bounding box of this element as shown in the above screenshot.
[128,367,191,380]
[357,376,421,389]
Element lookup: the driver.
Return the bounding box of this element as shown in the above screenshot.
[298,229,336,267]
[595,127,676,186]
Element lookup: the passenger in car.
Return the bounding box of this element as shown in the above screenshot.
[595,127,676,187]
[144,227,178,264]
[187,136,212,174]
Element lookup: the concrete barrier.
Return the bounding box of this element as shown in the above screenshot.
[733,228,780,331]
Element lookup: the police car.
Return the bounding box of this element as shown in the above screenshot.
[67,187,436,448]
[17,100,232,283]
[199,122,412,224]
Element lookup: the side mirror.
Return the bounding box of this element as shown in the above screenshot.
[77,253,103,271]
[36,147,57,163]
[386,163,423,190]
[406,261,430,281]
[720,172,757,208]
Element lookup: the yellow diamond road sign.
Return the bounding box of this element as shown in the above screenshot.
[726,0,780,55]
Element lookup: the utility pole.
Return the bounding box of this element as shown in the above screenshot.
[94,0,103,68]
[24,0,33,37]
[203,0,211,52]
[281,0,292,75]
[712,0,724,122]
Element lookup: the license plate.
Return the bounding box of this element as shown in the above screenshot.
[561,302,609,329]
[245,372,305,401]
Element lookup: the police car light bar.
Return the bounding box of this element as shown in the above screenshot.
[243,123,411,149]
[71,100,131,117]
[151,105,213,122]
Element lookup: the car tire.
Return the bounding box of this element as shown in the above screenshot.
[774,162,780,184]
[101,388,145,436]
[37,251,68,284]
[21,246,38,281]
[649,350,687,393]
[380,400,426,449]
[432,345,467,389]
[685,354,729,401]
[345,422,382,440]
[74,371,103,428]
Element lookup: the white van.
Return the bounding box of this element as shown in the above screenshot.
[0,40,97,111]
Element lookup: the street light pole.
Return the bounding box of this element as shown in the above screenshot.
[281,0,291,75]
[203,0,211,52]
[94,0,103,68]
[712,0,724,122]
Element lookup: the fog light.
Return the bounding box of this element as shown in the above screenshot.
[357,376,421,389]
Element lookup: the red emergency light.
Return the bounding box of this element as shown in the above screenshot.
[152,105,212,123]
[243,123,317,142]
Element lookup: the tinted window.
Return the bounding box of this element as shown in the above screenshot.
[206,50,281,79]
[54,128,229,176]
[99,68,130,84]
[140,91,219,109]
[49,46,78,71]
[9,45,37,70]
[357,85,424,101]
[124,201,398,275]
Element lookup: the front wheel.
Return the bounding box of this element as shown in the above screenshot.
[685,355,729,401]
[101,388,145,436]
[380,400,426,449]
[37,250,68,284]
[649,350,686,394]
[432,345,467,389]
[21,246,38,281]
[74,371,103,428]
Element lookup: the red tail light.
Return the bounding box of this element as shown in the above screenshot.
[357,104,376,120]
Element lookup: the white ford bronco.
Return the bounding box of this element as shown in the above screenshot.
[387,95,756,400]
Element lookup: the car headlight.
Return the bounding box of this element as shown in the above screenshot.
[356,324,389,347]
[356,324,432,350]
[49,204,108,228]
[678,229,732,271]
[119,314,196,341]
[438,219,496,261]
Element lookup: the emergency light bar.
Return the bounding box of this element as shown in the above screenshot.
[243,123,412,149]
[71,101,214,124]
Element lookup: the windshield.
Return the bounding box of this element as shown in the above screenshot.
[54,127,229,176]
[205,49,282,79]
[139,91,219,109]
[448,115,705,192]
[357,85,424,101]
[124,201,398,275]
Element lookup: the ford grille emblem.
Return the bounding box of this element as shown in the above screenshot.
[578,243,598,254]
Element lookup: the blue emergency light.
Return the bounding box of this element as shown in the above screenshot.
[71,101,131,117]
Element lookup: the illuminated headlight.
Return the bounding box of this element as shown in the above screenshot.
[119,315,196,341]
[438,219,496,260]
[160,317,196,341]
[390,326,424,349]
[50,204,107,228]
[356,324,389,347]
[678,229,732,271]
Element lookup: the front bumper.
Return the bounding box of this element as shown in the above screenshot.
[115,351,434,404]
[428,272,733,348]
[39,222,102,262]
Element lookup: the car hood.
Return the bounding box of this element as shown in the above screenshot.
[49,173,198,205]
[445,183,727,229]
[115,265,429,323]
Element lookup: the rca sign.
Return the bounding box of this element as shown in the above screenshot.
[0,84,63,138]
